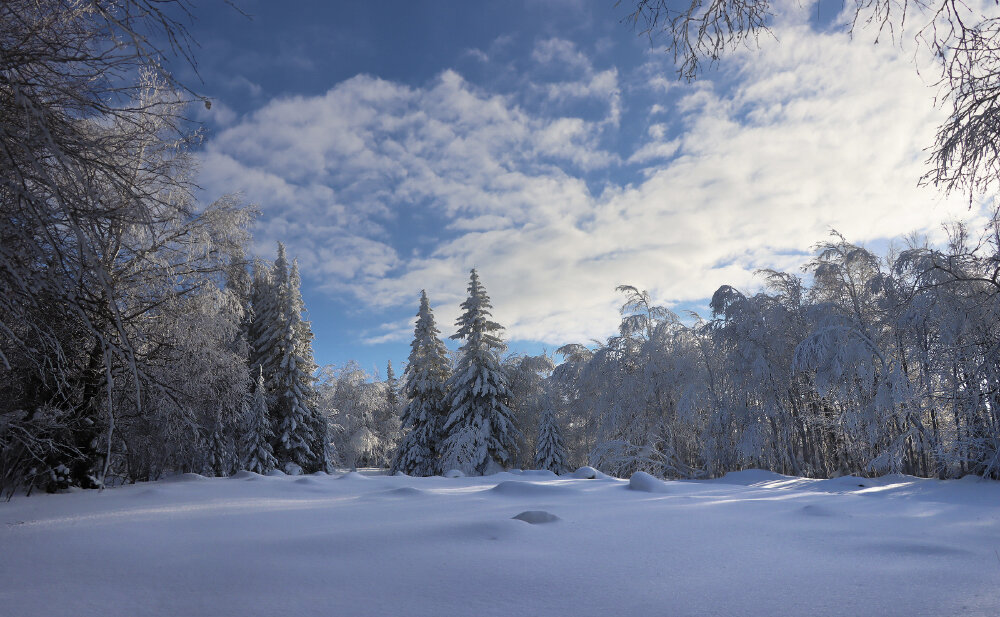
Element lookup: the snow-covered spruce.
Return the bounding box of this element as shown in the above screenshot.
[441,270,520,475]
[249,244,320,472]
[534,407,568,474]
[391,291,452,476]
[241,369,278,474]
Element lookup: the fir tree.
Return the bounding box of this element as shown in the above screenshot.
[441,270,520,475]
[289,260,329,472]
[391,291,451,476]
[207,420,234,477]
[242,369,277,474]
[534,407,568,474]
[248,258,279,380]
[272,256,317,470]
[386,360,400,412]
[248,244,318,472]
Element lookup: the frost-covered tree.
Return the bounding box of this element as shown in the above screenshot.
[272,254,317,471]
[242,369,277,474]
[318,362,400,469]
[247,245,319,472]
[0,0,255,493]
[391,291,452,476]
[504,353,555,469]
[441,270,520,475]
[534,407,568,474]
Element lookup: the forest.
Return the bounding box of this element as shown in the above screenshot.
[3,0,1000,497]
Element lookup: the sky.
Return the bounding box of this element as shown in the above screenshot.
[175,0,990,375]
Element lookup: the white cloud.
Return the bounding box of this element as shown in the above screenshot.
[199,21,987,349]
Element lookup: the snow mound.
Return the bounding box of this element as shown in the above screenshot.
[294,477,321,486]
[444,469,465,478]
[160,472,209,483]
[311,471,329,476]
[628,471,669,493]
[572,466,609,479]
[489,481,572,497]
[230,470,263,480]
[512,510,560,524]
[283,462,304,476]
[393,471,411,477]
[266,469,286,477]
[338,471,369,480]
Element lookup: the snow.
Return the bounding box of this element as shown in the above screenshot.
[627,471,669,493]
[572,465,610,479]
[512,510,560,524]
[2,471,999,616]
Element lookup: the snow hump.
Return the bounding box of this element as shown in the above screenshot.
[628,472,669,493]
[512,510,560,524]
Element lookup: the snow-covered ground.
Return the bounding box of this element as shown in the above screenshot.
[2,469,998,616]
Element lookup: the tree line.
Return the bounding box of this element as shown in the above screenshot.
[4,0,1000,494]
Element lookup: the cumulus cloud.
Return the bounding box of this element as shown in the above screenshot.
[198,20,986,349]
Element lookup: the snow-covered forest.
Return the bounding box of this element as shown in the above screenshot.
[4,1,1000,496]
[4,2,1000,616]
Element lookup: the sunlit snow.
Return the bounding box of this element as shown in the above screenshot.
[2,470,998,616]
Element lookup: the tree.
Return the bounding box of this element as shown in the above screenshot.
[618,0,1000,197]
[246,244,319,473]
[391,291,452,476]
[318,362,397,469]
[242,369,278,474]
[0,0,217,492]
[271,251,318,472]
[534,407,568,474]
[385,361,400,414]
[504,353,555,469]
[441,270,520,475]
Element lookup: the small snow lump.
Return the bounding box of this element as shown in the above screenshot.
[512,510,560,524]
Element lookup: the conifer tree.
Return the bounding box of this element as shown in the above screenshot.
[248,258,279,379]
[386,360,400,412]
[248,244,318,472]
[242,369,277,474]
[534,407,568,474]
[391,291,452,476]
[207,420,234,477]
[441,271,520,475]
[272,256,317,471]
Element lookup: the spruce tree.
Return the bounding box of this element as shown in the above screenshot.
[248,244,318,472]
[441,270,520,475]
[534,407,568,474]
[271,256,317,471]
[289,260,329,472]
[248,258,279,380]
[386,360,400,412]
[391,291,451,476]
[207,420,234,477]
[242,369,277,474]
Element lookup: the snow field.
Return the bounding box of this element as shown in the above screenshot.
[1,469,998,616]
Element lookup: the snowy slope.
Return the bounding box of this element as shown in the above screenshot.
[2,469,998,617]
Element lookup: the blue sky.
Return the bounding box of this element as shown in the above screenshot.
[179,0,987,375]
